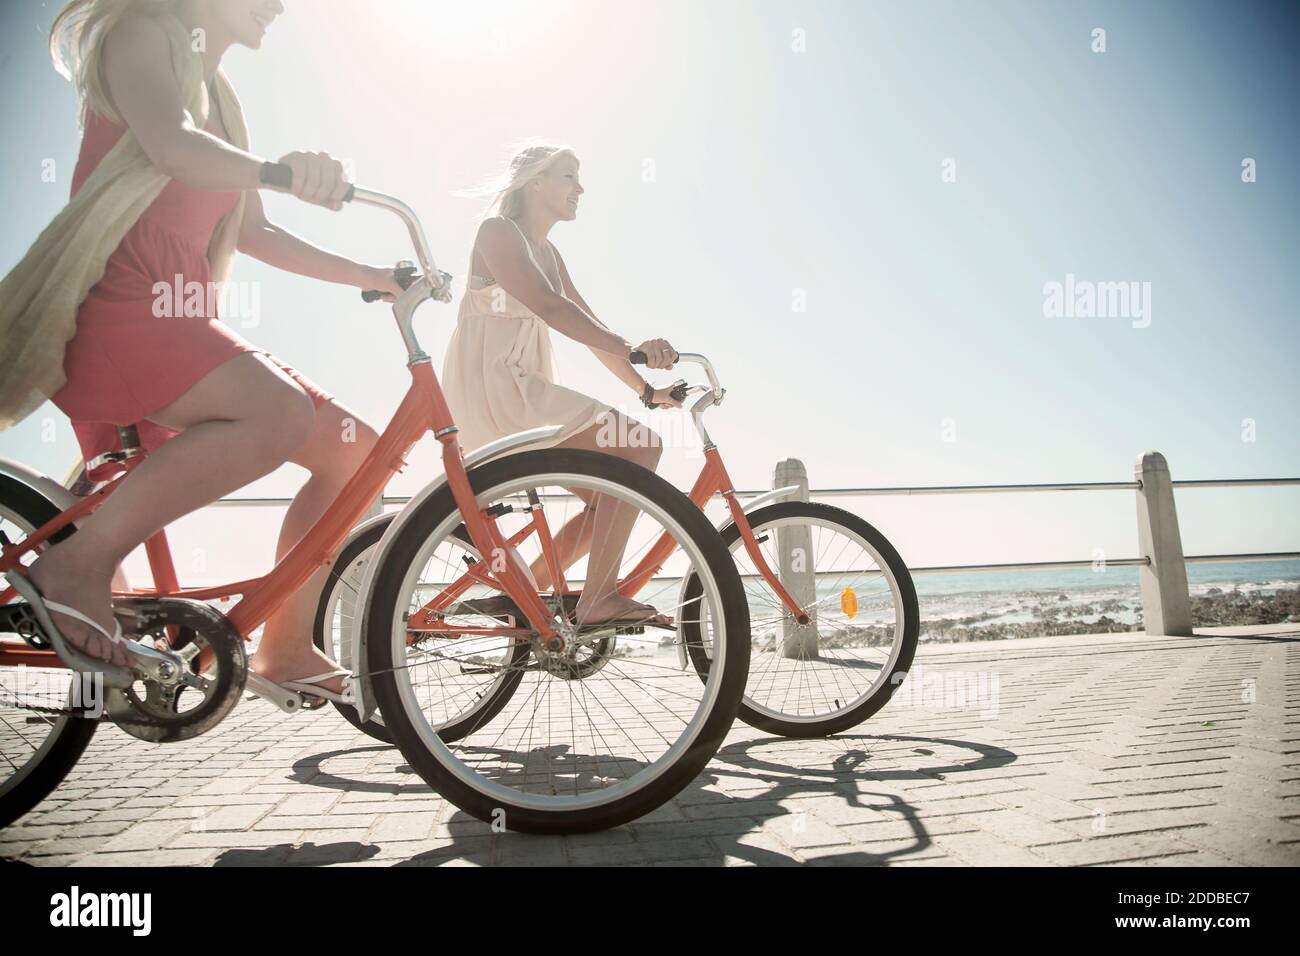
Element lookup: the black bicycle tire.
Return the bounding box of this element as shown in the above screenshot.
[314,520,529,744]
[365,448,750,833]
[682,500,919,738]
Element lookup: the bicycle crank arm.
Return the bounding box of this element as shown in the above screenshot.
[244,672,310,714]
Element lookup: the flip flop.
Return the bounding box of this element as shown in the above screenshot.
[3,571,135,689]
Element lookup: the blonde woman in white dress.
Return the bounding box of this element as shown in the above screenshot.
[442,145,685,627]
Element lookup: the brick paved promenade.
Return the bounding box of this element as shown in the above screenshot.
[3,624,1297,866]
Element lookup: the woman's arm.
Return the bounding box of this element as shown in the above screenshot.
[476,218,630,355]
[476,219,678,372]
[237,190,400,294]
[102,15,348,207]
[550,244,648,396]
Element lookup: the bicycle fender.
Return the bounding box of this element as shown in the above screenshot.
[347,425,565,722]
[0,457,82,514]
[717,484,803,530]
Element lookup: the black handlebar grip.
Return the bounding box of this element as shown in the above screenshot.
[361,263,421,303]
[259,161,294,189]
[260,162,356,203]
[628,350,647,365]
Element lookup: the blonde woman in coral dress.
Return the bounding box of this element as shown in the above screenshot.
[442,145,685,627]
[22,0,406,700]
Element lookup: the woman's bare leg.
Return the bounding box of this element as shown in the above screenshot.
[527,488,596,591]
[545,412,664,625]
[28,354,316,666]
[249,400,378,691]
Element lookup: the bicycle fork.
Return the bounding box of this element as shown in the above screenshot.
[619,447,811,624]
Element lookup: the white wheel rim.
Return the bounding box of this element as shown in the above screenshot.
[387,471,730,814]
[722,514,907,724]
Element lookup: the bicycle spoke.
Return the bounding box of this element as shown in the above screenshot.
[377,466,738,817]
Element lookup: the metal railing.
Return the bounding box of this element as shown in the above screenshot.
[213,476,1300,508]
[207,455,1296,635]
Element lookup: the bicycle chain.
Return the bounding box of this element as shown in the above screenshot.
[0,696,94,720]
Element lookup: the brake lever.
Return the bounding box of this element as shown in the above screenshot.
[361,260,425,303]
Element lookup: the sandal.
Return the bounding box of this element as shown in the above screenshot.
[3,571,135,689]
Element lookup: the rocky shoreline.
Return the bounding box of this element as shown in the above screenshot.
[1192,584,1300,626]
[902,584,1300,644]
[729,583,1300,650]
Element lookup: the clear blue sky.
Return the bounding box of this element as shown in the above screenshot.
[1,0,1296,584]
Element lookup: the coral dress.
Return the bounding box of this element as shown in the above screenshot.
[52,108,331,477]
[441,217,609,452]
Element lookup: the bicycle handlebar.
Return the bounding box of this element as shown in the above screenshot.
[361,262,420,303]
[259,163,448,302]
[261,160,356,199]
[629,350,723,400]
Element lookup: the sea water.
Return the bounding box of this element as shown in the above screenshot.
[628,557,1300,654]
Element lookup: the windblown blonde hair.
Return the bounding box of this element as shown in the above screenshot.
[462,142,579,221]
[50,0,182,123]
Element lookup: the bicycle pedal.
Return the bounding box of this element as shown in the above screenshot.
[0,602,49,649]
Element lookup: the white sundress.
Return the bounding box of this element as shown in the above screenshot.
[441,218,611,453]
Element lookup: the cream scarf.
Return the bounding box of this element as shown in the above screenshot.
[0,14,249,430]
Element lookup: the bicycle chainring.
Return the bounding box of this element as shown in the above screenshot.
[105,597,247,743]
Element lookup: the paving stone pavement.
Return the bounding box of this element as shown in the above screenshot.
[3,625,1297,867]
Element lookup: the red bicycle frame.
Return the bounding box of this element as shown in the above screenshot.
[0,187,563,670]
[404,410,812,634]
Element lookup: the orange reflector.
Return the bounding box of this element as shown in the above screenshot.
[840,587,858,618]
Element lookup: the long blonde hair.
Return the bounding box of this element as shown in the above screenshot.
[49,0,183,122]
[463,142,579,221]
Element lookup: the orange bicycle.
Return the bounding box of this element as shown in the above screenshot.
[0,174,750,834]
[318,354,918,746]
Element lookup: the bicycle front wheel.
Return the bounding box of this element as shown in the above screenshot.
[682,501,919,737]
[365,449,749,833]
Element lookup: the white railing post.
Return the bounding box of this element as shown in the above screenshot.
[1134,451,1193,636]
[772,458,818,658]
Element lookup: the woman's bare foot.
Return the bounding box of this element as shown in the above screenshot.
[249,643,348,696]
[572,591,670,628]
[26,544,131,668]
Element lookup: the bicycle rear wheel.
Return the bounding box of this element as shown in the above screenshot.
[315,518,529,743]
[682,501,919,737]
[366,449,749,833]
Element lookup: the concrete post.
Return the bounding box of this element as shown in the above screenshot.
[1134,451,1193,636]
[772,458,818,658]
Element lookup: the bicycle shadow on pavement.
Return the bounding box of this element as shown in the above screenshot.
[215,841,382,867]
[260,728,1016,867]
[687,732,1019,865]
[380,731,1018,867]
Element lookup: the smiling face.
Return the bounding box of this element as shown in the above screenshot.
[211,0,284,50]
[529,155,584,221]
